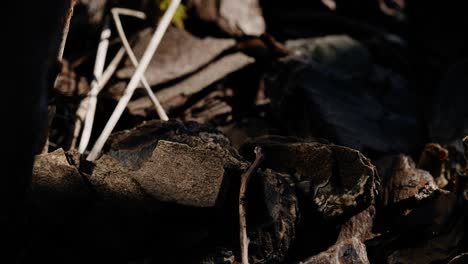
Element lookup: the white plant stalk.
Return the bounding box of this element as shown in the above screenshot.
[87,0,181,161]
[111,8,168,121]
[71,46,125,150]
[98,46,126,92]
[78,21,111,153]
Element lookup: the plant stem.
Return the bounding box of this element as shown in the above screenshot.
[87,0,181,161]
[77,20,111,154]
[239,147,264,264]
[111,8,168,121]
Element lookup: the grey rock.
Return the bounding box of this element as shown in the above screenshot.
[117,27,235,87]
[247,169,298,263]
[187,0,265,36]
[93,120,247,207]
[300,237,370,264]
[265,35,423,155]
[240,135,377,220]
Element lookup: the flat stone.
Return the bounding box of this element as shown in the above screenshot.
[131,140,226,207]
[301,237,370,264]
[94,120,247,208]
[265,35,423,155]
[117,27,236,87]
[127,52,254,116]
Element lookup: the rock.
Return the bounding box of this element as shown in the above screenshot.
[247,169,298,263]
[264,35,423,155]
[32,148,91,205]
[187,0,265,36]
[94,120,247,207]
[338,206,377,242]
[417,143,449,188]
[116,27,236,87]
[127,52,253,116]
[115,140,226,206]
[285,36,372,77]
[300,237,370,264]
[240,135,377,220]
[376,155,438,207]
[219,0,265,36]
[28,121,249,261]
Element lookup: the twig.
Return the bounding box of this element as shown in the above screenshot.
[87,0,181,161]
[98,46,126,92]
[111,8,168,121]
[239,147,264,264]
[42,0,76,154]
[57,0,77,61]
[70,46,125,150]
[463,136,468,161]
[77,20,111,153]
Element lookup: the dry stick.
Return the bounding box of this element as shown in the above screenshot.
[98,46,126,92]
[111,8,168,121]
[463,136,468,161]
[87,0,181,161]
[70,46,125,150]
[57,0,77,61]
[42,0,76,154]
[78,20,111,154]
[239,147,264,264]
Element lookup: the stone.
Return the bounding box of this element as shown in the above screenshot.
[376,155,438,207]
[264,35,423,155]
[300,237,370,264]
[116,27,236,87]
[32,148,90,203]
[130,140,226,207]
[94,120,247,207]
[247,169,298,263]
[127,52,253,116]
[187,0,265,36]
[338,206,377,242]
[417,143,449,188]
[240,135,377,220]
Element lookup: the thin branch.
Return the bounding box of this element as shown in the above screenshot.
[43,0,76,154]
[463,136,468,161]
[239,147,264,264]
[70,46,125,150]
[111,8,168,121]
[77,20,111,153]
[98,46,126,92]
[87,0,181,161]
[58,0,77,61]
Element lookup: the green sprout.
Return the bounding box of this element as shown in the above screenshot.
[155,0,187,29]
